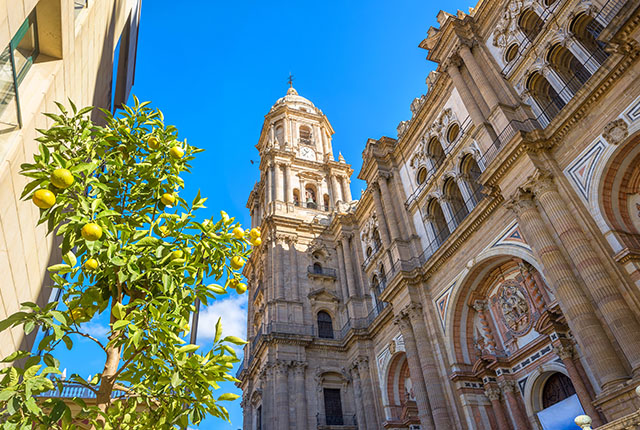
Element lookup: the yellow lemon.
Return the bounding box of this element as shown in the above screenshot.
[250,237,262,246]
[160,193,175,207]
[81,223,103,241]
[230,256,245,271]
[171,250,184,260]
[50,169,74,189]
[236,283,247,294]
[233,227,244,239]
[229,278,239,288]
[159,225,169,237]
[84,258,99,271]
[148,136,160,150]
[249,228,261,239]
[169,147,184,159]
[33,189,56,209]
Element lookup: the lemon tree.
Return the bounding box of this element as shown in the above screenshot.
[0,99,259,429]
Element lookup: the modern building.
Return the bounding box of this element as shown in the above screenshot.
[0,0,139,357]
[237,0,640,429]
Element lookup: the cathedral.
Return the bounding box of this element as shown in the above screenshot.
[236,0,640,428]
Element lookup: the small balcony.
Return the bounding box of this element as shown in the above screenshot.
[308,264,337,279]
[317,413,357,429]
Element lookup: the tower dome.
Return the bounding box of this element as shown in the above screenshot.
[271,86,318,113]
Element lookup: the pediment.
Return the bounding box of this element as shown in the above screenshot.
[308,288,340,303]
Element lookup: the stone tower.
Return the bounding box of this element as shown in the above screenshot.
[239,87,378,429]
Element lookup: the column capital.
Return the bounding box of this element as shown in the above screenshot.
[506,188,537,216]
[443,54,464,72]
[554,343,575,360]
[406,302,424,321]
[292,361,307,375]
[528,170,557,196]
[473,300,489,313]
[498,380,517,394]
[393,313,413,332]
[356,355,370,370]
[275,360,290,375]
[485,386,502,401]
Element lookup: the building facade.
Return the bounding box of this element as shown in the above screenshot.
[0,0,139,357]
[238,0,640,429]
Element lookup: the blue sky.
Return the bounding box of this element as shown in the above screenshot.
[55,1,475,428]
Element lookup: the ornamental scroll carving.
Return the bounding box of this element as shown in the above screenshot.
[493,0,527,48]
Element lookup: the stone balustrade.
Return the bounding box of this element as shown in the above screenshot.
[575,387,640,429]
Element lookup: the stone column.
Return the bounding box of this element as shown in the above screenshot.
[554,344,603,427]
[371,184,391,247]
[275,163,283,202]
[275,361,290,430]
[350,365,367,430]
[264,365,276,428]
[284,163,293,203]
[357,357,377,430]
[293,362,308,429]
[378,175,402,241]
[393,314,435,430]
[519,262,546,311]
[341,235,357,298]
[532,173,640,373]
[352,236,367,298]
[565,36,600,74]
[406,304,452,428]
[331,175,342,204]
[485,387,510,430]
[508,190,628,389]
[439,196,459,231]
[336,242,350,302]
[458,43,500,110]
[541,66,573,103]
[446,59,486,127]
[265,163,272,203]
[341,176,352,202]
[499,380,530,430]
[456,174,478,210]
[241,397,251,430]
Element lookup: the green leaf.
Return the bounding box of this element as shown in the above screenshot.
[214,318,222,344]
[62,251,77,267]
[177,344,199,354]
[112,302,125,320]
[47,263,71,272]
[222,336,247,345]
[1,350,29,363]
[113,320,130,330]
[217,393,240,401]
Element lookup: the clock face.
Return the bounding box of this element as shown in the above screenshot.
[299,146,316,161]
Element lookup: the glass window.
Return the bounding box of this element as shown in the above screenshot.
[0,12,39,131]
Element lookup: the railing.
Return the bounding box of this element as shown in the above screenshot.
[361,244,381,269]
[477,118,539,167]
[37,382,124,399]
[295,201,330,211]
[316,413,357,427]
[308,265,338,278]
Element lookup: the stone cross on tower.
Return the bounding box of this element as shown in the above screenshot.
[287,73,295,88]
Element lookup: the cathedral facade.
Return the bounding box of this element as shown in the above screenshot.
[237,0,640,428]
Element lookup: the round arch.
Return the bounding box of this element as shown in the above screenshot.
[443,244,544,365]
[522,362,573,420]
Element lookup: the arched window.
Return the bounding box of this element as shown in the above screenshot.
[317,311,334,339]
[305,186,317,209]
[427,198,450,246]
[299,125,312,145]
[372,275,381,295]
[542,373,576,409]
[323,194,330,211]
[416,167,428,185]
[427,137,445,169]
[443,178,469,226]
[461,155,483,204]
[547,43,591,93]
[518,9,544,42]
[447,123,460,143]
[570,13,609,65]
[366,246,373,258]
[505,43,519,63]
[527,71,565,122]
[313,262,323,274]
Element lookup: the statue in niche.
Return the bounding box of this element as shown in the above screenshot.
[497,281,531,336]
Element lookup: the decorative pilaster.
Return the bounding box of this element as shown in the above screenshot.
[473,300,498,354]
[356,357,377,430]
[275,236,285,299]
[292,362,308,429]
[287,236,299,301]
[275,361,290,430]
[458,42,500,110]
[531,171,640,374]
[499,380,530,430]
[336,241,350,301]
[284,163,293,203]
[341,176,352,202]
[405,303,453,428]
[507,189,628,389]
[446,56,486,126]
[393,314,436,430]
[371,184,391,247]
[275,163,284,201]
[341,234,357,298]
[553,344,602,427]
[350,363,367,430]
[484,387,510,430]
[331,175,342,204]
[518,262,546,311]
[378,175,402,241]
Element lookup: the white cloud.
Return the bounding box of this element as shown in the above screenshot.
[82,320,109,339]
[197,294,248,345]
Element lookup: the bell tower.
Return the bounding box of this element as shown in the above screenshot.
[240,86,358,429]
